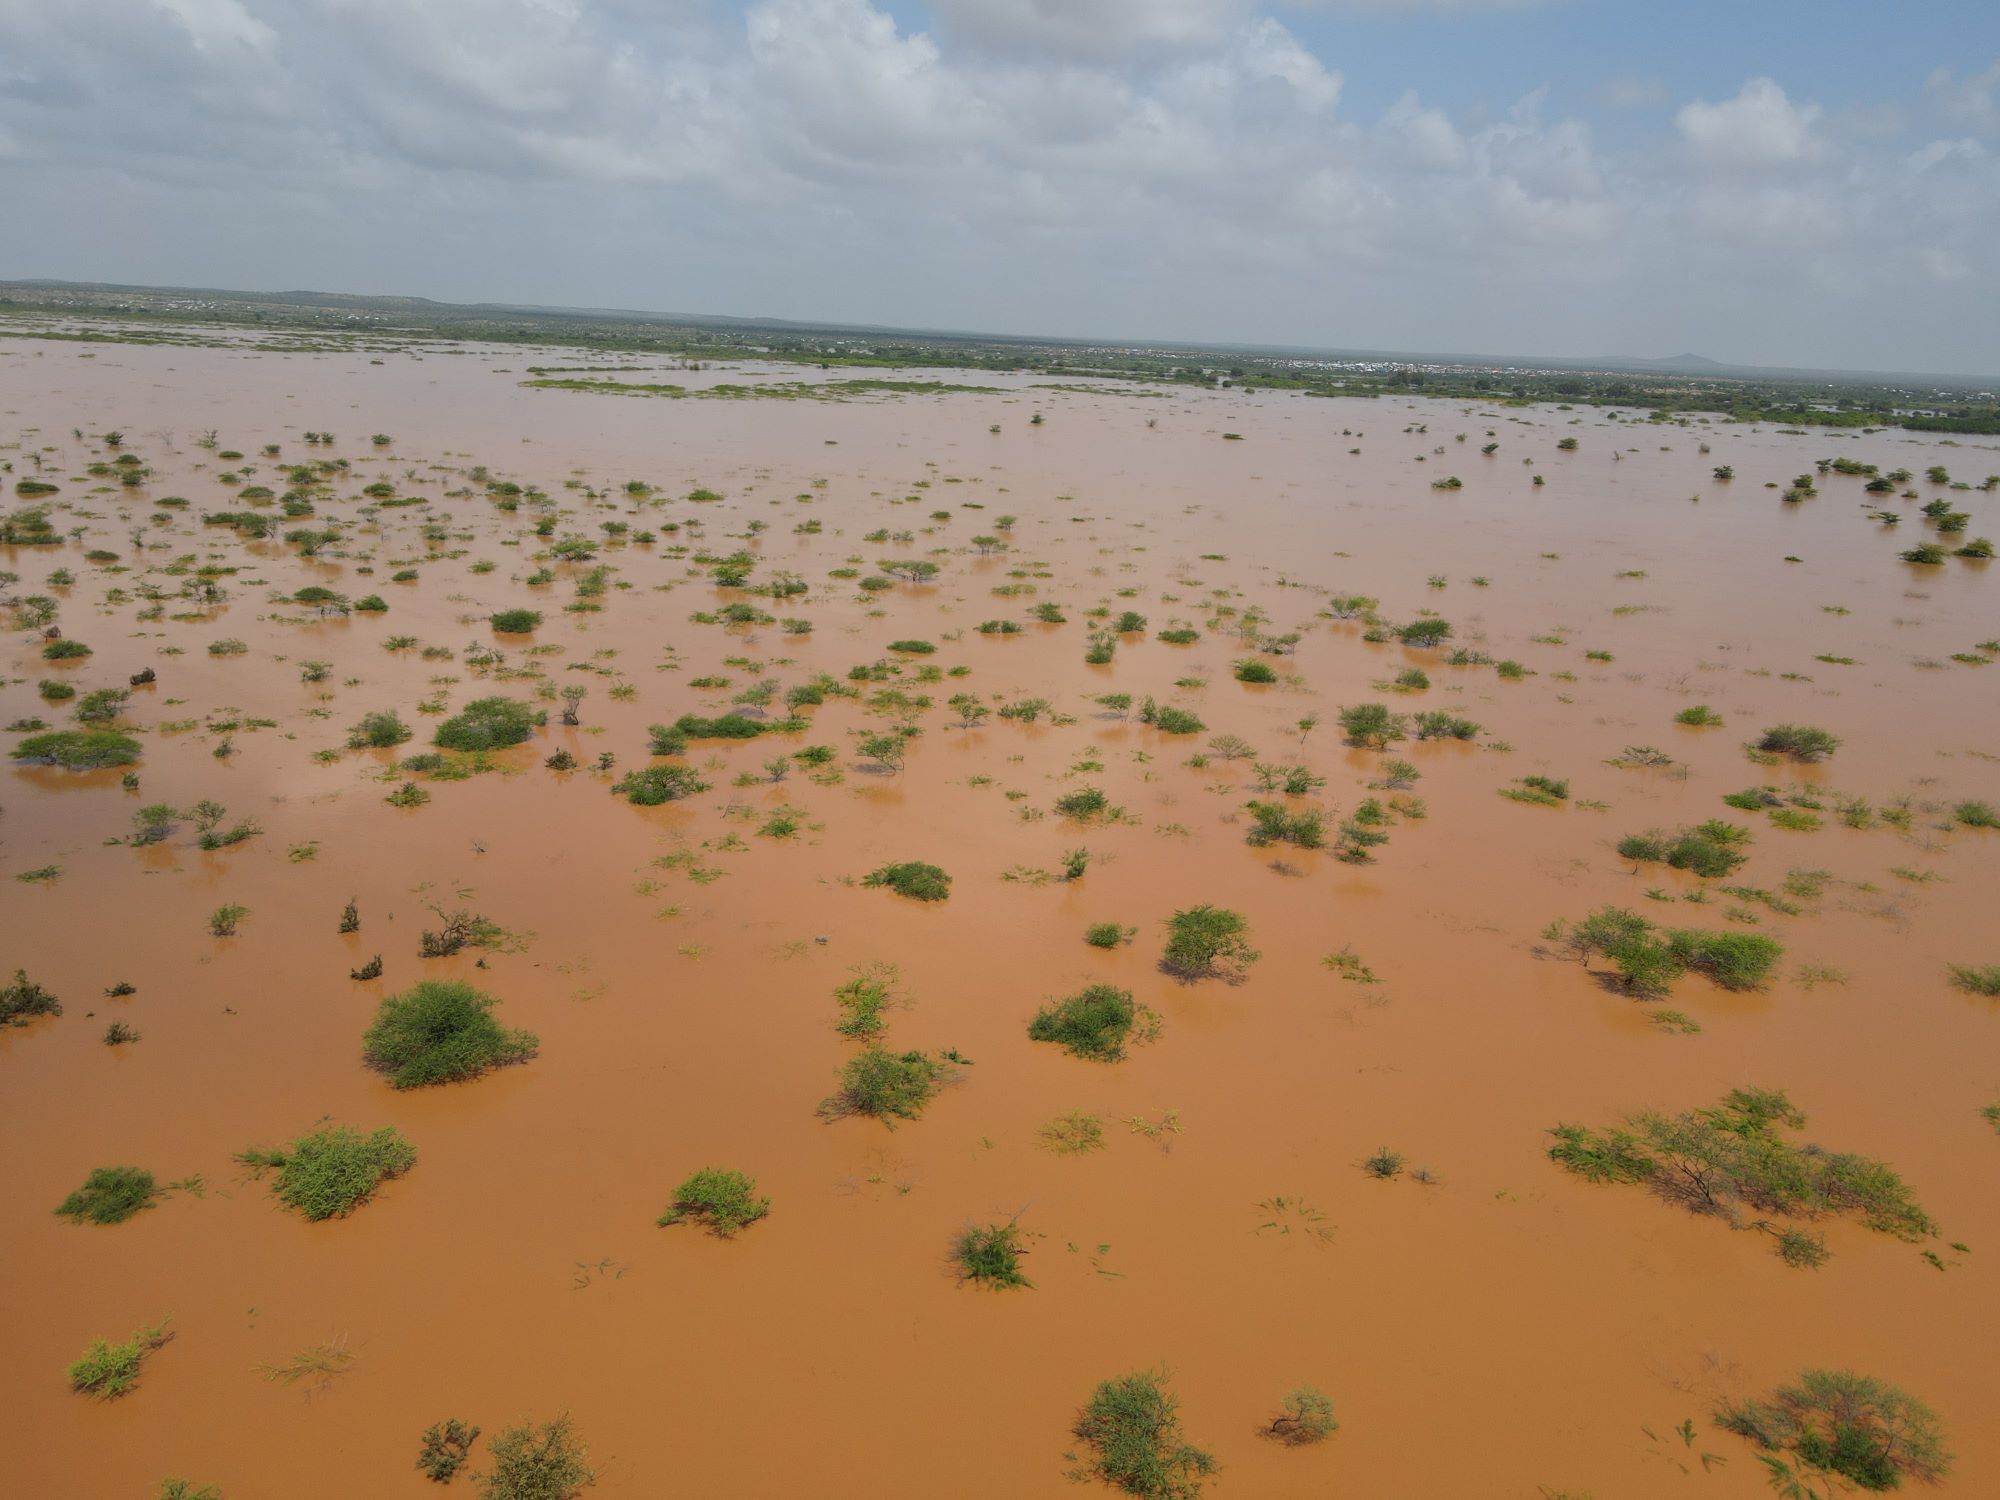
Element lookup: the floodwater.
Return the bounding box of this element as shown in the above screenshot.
[2,332,1997,1499]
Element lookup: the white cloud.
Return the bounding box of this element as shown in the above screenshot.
[0,2,1990,371]
[1924,59,2000,134]
[1675,76,1821,166]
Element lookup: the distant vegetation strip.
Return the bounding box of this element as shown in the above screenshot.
[520,376,1008,401]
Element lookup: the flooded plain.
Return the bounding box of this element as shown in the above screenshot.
[2,331,1997,1498]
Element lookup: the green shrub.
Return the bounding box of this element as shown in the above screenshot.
[1338,703,1406,748]
[1758,724,1840,762]
[1675,705,1723,727]
[1072,1370,1217,1500]
[1957,799,1999,830]
[37,678,75,702]
[362,980,538,1089]
[1617,823,1750,878]
[1717,1370,1950,1491]
[1397,618,1452,647]
[417,1420,481,1484]
[1233,658,1277,684]
[42,638,91,660]
[1244,800,1326,848]
[1029,984,1145,1060]
[611,764,708,805]
[1263,1386,1338,1446]
[1,968,61,1025]
[1412,711,1480,740]
[1085,922,1132,949]
[862,861,951,901]
[435,697,542,751]
[1162,905,1258,979]
[68,1319,172,1400]
[673,712,763,739]
[239,1124,416,1220]
[55,1166,158,1225]
[1549,1087,1934,1265]
[1055,787,1109,820]
[953,1221,1031,1287]
[13,730,142,769]
[1156,627,1198,645]
[1947,964,2000,997]
[347,710,411,749]
[478,1414,595,1500]
[658,1168,770,1236]
[823,1048,955,1122]
[833,966,896,1039]
[1665,929,1784,990]
[489,608,542,633]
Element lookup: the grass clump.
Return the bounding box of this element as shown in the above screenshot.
[362,980,538,1089]
[1263,1386,1338,1446]
[1232,658,1278,684]
[862,861,951,901]
[1137,697,1204,734]
[1085,922,1134,949]
[1055,787,1110,820]
[822,1047,956,1123]
[55,1166,158,1225]
[1244,800,1325,848]
[478,1414,595,1500]
[1039,1111,1106,1154]
[674,711,764,739]
[417,1419,481,1483]
[1,968,61,1026]
[1717,1370,1950,1491]
[1947,964,2000,997]
[1162,905,1257,980]
[657,1168,770,1236]
[1675,704,1724,727]
[12,729,142,769]
[611,764,708,805]
[953,1221,1031,1287]
[1549,1086,1935,1265]
[1071,1370,1217,1500]
[238,1124,416,1220]
[833,964,897,1038]
[1617,821,1751,878]
[348,710,412,749]
[435,697,542,752]
[68,1319,172,1400]
[1029,984,1149,1061]
[1757,724,1840,762]
[1956,799,1999,830]
[489,608,542,633]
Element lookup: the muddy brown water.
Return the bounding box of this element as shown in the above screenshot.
[2,334,1997,1498]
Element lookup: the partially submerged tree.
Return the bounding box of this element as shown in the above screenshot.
[1717,1369,1950,1491]
[361,980,538,1089]
[1071,1370,1217,1500]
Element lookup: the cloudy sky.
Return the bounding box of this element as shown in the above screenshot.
[2,0,1997,373]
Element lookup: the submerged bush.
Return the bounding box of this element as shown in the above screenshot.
[1616,821,1751,878]
[1,968,61,1026]
[673,712,763,740]
[657,1168,770,1237]
[1028,984,1147,1061]
[1263,1386,1338,1446]
[1947,964,2000,997]
[1232,658,1277,684]
[239,1124,416,1220]
[1072,1370,1217,1500]
[488,608,542,634]
[361,980,538,1089]
[1549,1086,1935,1265]
[822,1047,955,1122]
[55,1166,158,1225]
[1757,724,1840,762]
[1338,703,1407,748]
[1717,1369,1950,1491]
[862,861,951,901]
[12,730,142,769]
[478,1414,595,1500]
[347,710,412,749]
[435,697,542,752]
[68,1319,172,1400]
[953,1220,1031,1287]
[1162,905,1258,980]
[611,764,709,805]
[1412,711,1480,741]
[1546,907,1781,997]
[1244,800,1326,848]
